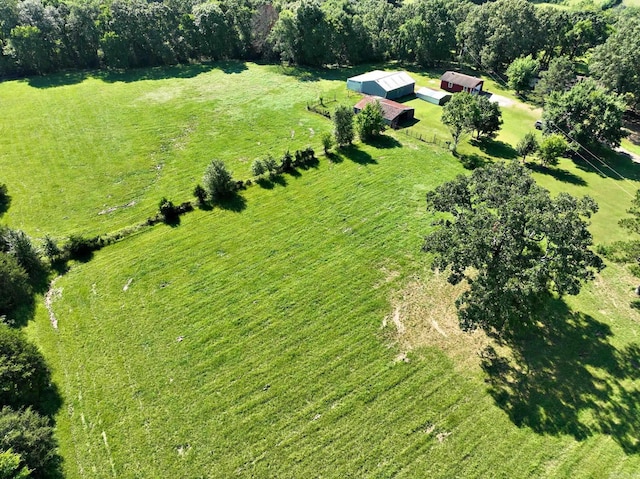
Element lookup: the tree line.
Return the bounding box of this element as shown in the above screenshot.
[0,0,634,83]
[0,187,61,479]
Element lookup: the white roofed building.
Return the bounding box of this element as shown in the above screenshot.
[347,71,415,100]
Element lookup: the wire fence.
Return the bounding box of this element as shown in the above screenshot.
[402,128,451,149]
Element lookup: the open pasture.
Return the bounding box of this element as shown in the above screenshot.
[2,62,640,477]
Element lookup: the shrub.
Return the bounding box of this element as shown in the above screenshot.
[0,449,31,479]
[0,229,42,281]
[64,235,104,260]
[203,160,235,200]
[250,159,266,177]
[0,254,32,318]
[193,185,207,206]
[280,150,293,172]
[263,155,278,178]
[321,131,334,154]
[158,197,179,223]
[0,407,58,477]
[41,236,61,263]
[0,324,51,412]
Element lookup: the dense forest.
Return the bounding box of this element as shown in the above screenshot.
[0,0,636,84]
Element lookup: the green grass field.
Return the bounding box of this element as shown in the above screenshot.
[2,62,640,477]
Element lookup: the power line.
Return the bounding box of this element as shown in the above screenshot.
[462,45,637,197]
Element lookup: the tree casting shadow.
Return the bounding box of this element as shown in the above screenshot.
[526,163,588,186]
[481,297,640,454]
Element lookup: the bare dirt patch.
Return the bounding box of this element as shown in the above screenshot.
[387,272,490,371]
[99,200,136,215]
[45,276,63,329]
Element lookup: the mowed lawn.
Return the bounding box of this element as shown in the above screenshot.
[1,62,639,477]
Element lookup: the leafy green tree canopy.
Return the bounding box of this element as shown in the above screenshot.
[535,56,574,96]
[203,160,235,201]
[441,93,502,149]
[423,161,603,333]
[0,324,51,412]
[542,78,627,149]
[333,104,354,147]
[0,407,57,478]
[538,133,568,167]
[506,55,538,95]
[0,449,31,479]
[0,253,32,319]
[590,14,640,109]
[471,95,502,139]
[354,100,386,142]
[516,131,539,162]
[440,92,477,151]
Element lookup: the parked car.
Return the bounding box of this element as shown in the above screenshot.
[535,120,543,130]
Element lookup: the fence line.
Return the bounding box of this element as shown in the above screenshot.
[403,128,450,149]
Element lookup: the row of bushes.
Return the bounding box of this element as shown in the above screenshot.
[184,147,318,208]
[251,148,317,178]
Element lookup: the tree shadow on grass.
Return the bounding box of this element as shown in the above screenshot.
[0,190,11,217]
[95,63,216,84]
[472,138,518,160]
[481,297,640,453]
[212,192,247,212]
[367,135,402,149]
[273,62,371,83]
[455,152,488,170]
[573,147,640,182]
[256,174,288,189]
[526,163,587,186]
[162,215,181,228]
[340,144,377,165]
[326,152,343,163]
[26,70,89,88]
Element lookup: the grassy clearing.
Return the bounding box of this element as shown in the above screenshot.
[2,62,640,477]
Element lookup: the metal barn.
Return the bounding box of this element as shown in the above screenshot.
[416,87,451,106]
[347,71,415,100]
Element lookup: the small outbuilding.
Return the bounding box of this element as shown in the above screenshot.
[416,87,451,106]
[354,96,415,129]
[440,71,484,95]
[347,71,415,100]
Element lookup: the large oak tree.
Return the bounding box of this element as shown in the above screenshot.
[423,162,603,333]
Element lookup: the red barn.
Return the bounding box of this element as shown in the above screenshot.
[440,71,484,94]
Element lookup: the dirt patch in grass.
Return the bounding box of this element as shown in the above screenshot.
[45,276,62,329]
[388,272,490,371]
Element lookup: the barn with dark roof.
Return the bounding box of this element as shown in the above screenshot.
[353,96,414,129]
[440,71,484,95]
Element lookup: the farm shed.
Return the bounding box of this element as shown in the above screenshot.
[440,71,484,94]
[416,87,451,105]
[354,96,415,129]
[347,71,415,100]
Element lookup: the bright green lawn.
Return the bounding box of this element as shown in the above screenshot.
[1,62,639,477]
